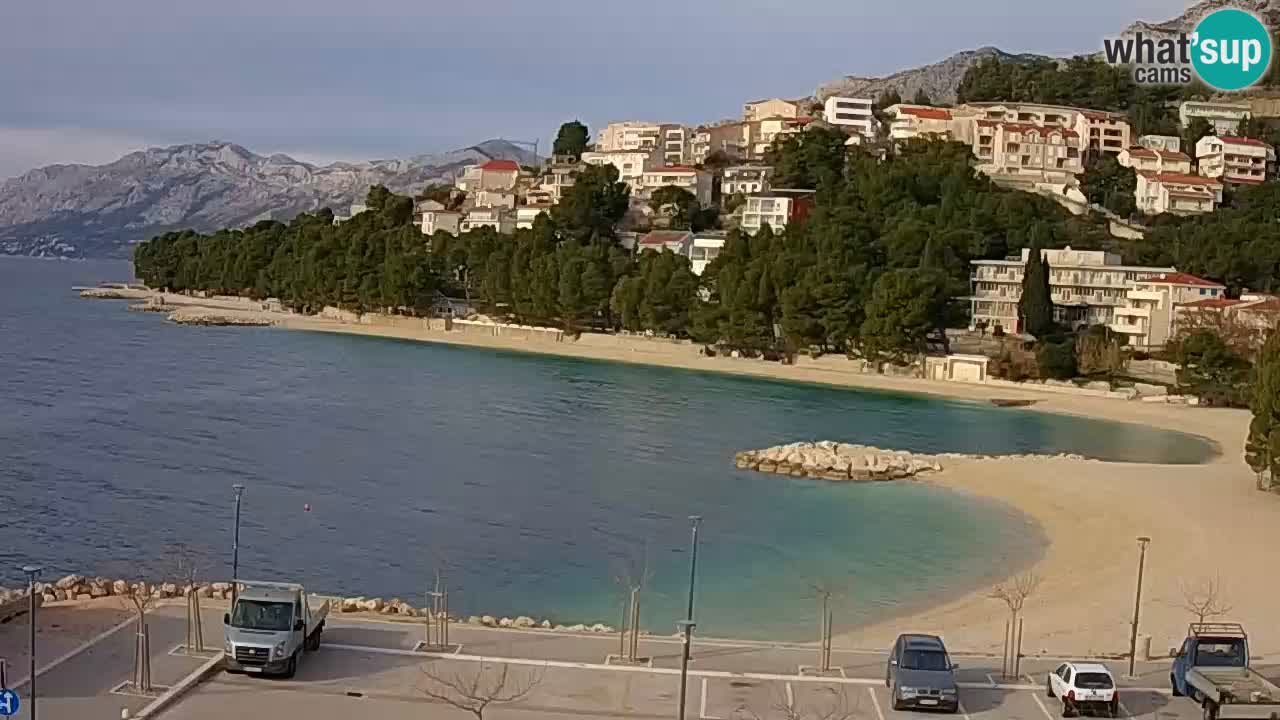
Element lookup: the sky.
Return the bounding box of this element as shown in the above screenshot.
[1,0,1188,179]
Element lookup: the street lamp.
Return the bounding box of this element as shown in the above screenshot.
[677,516,702,720]
[231,484,245,606]
[1128,536,1151,677]
[22,565,42,720]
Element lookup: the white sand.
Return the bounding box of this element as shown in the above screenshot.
[116,296,1280,656]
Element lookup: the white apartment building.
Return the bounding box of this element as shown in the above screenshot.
[580,148,661,185]
[1077,110,1131,156]
[744,98,803,122]
[687,231,726,276]
[662,125,691,165]
[471,189,516,209]
[419,209,462,236]
[1195,135,1275,185]
[1180,100,1252,135]
[744,117,811,159]
[460,207,515,234]
[968,247,1174,334]
[636,230,692,254]
[691,123,748,165]
[973,120,1083,181]
[597,122,662,152]
[823,96,876,140]
[515,205,551,230]
[1135,172,1223,215]
[722,166,773,196]
[1138,134,1182,153]
[539,163,577,202]
[1111,272,1226,348]
[454,160,521,192]
[740,190,814,236]
[635,166,714,206]
[885,105,956,141]
[1118,146,1192,175]
[1176,292,1280,351]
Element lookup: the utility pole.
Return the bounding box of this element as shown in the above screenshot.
[23,565,42,720]
[231,484,245,606]
[1128,536,1151,677]
[677,516,702,720]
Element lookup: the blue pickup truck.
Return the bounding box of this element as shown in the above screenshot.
[1170,623,1280,720]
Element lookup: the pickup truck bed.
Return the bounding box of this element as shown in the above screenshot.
[1189,667,1280,720]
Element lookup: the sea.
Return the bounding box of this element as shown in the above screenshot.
[0,258,1213,640]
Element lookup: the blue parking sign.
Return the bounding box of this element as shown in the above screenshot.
[0,688,18,717]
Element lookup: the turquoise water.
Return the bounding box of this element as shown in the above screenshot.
[0,259,1211,640]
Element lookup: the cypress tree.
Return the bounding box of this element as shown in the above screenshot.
[1246,328,1280,490]
[1018,242,1054,337]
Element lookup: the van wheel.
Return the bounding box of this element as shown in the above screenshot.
[1202,700,1217,720]
[1171,675,1182,697]
[282,652,297,679]
[891,685,904,711]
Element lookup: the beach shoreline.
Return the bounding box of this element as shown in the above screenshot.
[91,291,1279,656]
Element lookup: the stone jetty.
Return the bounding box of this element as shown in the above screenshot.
[735,441,944,481]
[166,307,274,327]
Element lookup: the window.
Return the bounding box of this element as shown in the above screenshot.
[1075,673,1113,689]
[900,649,951,671]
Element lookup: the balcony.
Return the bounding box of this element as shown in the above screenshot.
[1109,321,1147,336]
[1114,305,1150,318]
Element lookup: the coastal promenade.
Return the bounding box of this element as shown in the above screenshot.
[8,602,1278,720]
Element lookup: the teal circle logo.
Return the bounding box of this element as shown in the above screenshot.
[1192,8,1272,91]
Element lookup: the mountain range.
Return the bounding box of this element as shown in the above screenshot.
[0,139,539,259]
[2,0,1273,259]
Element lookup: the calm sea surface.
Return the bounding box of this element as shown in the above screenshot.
[0,258,1212,639]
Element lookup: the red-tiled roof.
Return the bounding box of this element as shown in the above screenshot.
[1228,175,1266,184]
[1179,297,1242,309]
[648,165,698,173]
[899,106,952,120]
[1166,189,1214,199]
[978,120,1078,138]
[1220,135,1271,148]
[1141,171,1222,187]
[1146,272,1224,288]
[1127,146,1157,157]
[1130,147,1191,161]
[1242,297,1280,313]
[480,159,520,171]
[638,230,692,246]
[786,117,816,126]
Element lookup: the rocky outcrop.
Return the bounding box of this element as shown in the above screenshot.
[0,139,540,259]
[166,308,274,327]
[815,47,1048,104]
[736,441,944,481]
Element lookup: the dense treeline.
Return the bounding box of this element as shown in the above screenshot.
[1125,182,1280,293]
[135,131,1113,356]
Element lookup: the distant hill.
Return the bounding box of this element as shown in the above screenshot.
[815,47,1049,105]
[0,139,539,259]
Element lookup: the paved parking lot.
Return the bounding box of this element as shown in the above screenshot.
[159,619,1255,720]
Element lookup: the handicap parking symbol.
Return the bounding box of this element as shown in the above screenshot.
[0,688,19,717]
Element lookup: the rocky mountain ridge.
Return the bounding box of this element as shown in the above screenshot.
[816,0,1280,104]
[0,139,538,259]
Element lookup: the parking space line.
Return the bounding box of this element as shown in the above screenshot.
[987,673,998,687]
[868,686,886,720]
[958,697,973,720]
[1118,699,1133,718]
[1024,673,1037,686]
[1032,693,1057,720]
[786,681,794,710]
[700,677,715,720]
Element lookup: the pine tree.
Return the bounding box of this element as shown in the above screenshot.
[1018,242,1054,337]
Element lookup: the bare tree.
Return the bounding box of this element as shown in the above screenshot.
[990,572,1040,679]
[117,576,160,692]
[734,685,857,720]
[1179,577,1233,623]
[419,661,544,719]
[612,545,653,663]
[171,543,206,653]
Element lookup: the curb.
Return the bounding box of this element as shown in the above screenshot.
[135,654,223,719]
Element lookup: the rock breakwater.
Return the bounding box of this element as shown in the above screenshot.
[735,441,943,481]
[166,307,274,326]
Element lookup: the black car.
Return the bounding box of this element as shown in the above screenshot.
[886,633,960,713]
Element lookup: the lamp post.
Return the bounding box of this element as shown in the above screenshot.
[231,484,245,606]
[23,565,42,720]
[1128,536,1151,677]
[677,516,702,720]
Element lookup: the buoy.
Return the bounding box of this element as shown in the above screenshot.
[304,503,311,512]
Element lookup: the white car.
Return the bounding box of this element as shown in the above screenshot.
[1047,662,1119,717]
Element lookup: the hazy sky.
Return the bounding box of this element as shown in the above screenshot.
[2,0,1186,178]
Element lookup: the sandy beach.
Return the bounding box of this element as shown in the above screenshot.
[107,293,1280,657]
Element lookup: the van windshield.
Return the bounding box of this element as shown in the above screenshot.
[901,650,951,672]
[231,600,293,631]
[1195,639,1247,667]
